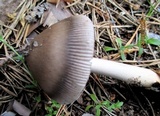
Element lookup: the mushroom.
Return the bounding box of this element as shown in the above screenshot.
[26,15,94,104]
[91,58,160,87]
[26,15,160,104]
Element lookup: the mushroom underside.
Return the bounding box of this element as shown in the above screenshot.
[26,15,94,104]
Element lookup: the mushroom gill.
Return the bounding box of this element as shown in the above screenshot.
[26,15,94,104]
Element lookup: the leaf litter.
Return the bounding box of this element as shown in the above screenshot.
[0,0,160,116]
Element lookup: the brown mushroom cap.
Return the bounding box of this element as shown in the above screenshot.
[26,15,94,104]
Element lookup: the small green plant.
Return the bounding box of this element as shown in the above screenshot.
[104,46,117,52]
[138,0,160,54]
[147,0,160,17]
[0,35,36,86]
[35,94,41,103]
[85,94,123,116]
[137,34,144,57]
[104,36,160,59]
[104,38,134,60]
[45,99,61,116]
[25,79,38,88]
[138,34,160,57]
[116,38,135,60]
[0,35,24,61]
[145,36,160,46]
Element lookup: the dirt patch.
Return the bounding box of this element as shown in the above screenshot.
[0,0,21,23]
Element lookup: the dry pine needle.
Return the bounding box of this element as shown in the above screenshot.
[47,0,73,4]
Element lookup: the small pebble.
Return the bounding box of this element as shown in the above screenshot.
[1,111,16,116]
[82,113,94,116]
[33,41,39,47]
[148,32,160,40]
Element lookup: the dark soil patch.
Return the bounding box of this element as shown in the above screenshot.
[0,0,160,116]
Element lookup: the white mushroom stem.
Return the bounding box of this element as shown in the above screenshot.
[91,58,160,87]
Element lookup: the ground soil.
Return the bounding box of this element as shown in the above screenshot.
[0,0,160,116]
